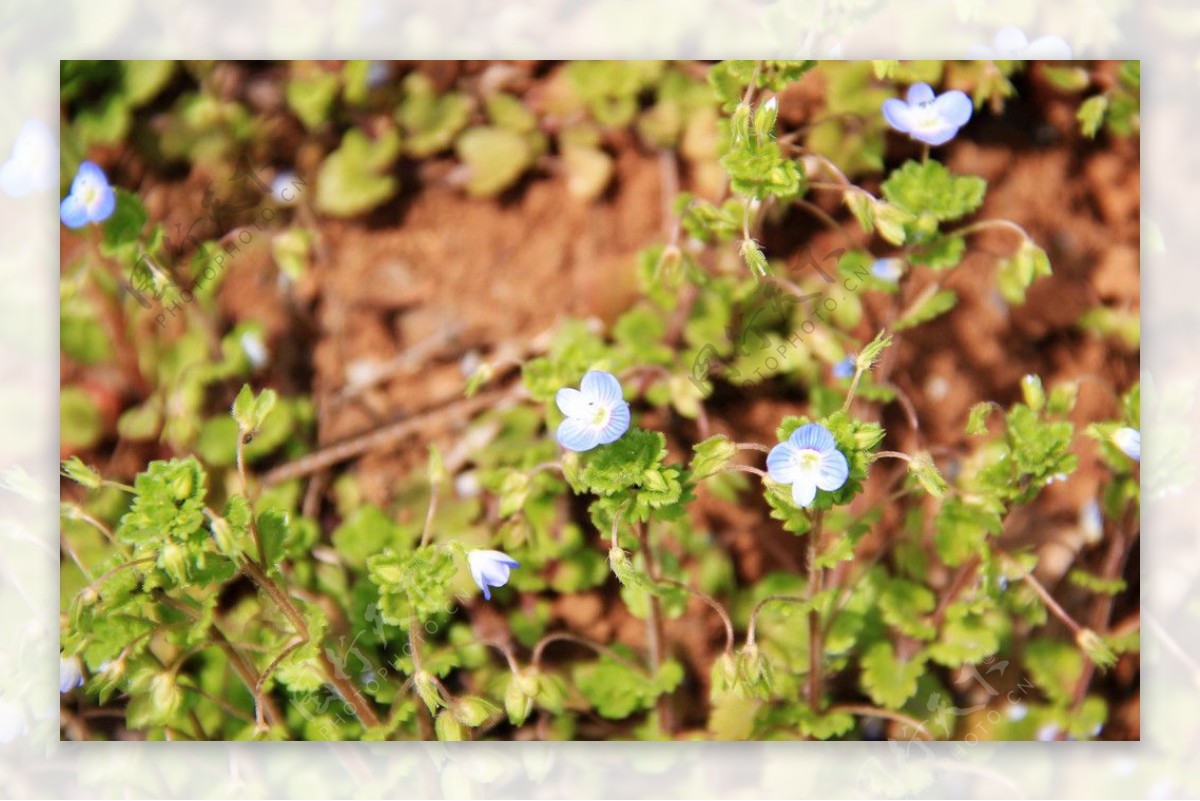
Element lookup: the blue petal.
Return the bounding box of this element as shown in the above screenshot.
[906,83,935,104]
[556,418,602,452]
[881,98,912,133]
[787,423,836,454]
[911,124,959,146]
[91,185,116,222]
[766,442,799,484]
[791,475,818,507]
[580,370,623,406]
[933,90,973,129]
[598,401,630,445]
[556,387,591,418]
[60,195,88,228]
[74,160,110,192]
[815,449,849,492]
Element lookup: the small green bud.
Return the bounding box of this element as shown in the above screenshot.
[171,471,194,501]
[1021,374,1045,413]
[908,452,948,498]
[1047,382,1079,416]
[505,675,535,726]
[856,329,893,372]
[873,201,910,245]
[435,710,465,741]
[452,695,495,728]
[414,670,443,714]
[231,384,256,432]
[160,542,189,584]
[655,244,682,284]
[150,672,183,720]
[730,102,752,144]
[465,361,495,398]
[739,238,770,278]
[711,652,740,696]
[61,457,102,490]
[753,97,779,142]
[80,586,100,606]
[608,546,633,585]
[209,516,238,558]
[738,643,768,688]
[428,444,446,486]
[1076,628,1118,671]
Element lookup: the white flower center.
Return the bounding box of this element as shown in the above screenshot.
[792,448,822,472]
[587,401,610,428]
[912,101,943,132]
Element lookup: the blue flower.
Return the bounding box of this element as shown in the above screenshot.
[870,257,905,283]
[0,120,55,197]
[832,356,855,379]
[467,549,519,600]
[1112,427,1140,462]
[766,423,850,507]
[968,26,1072,60]
[60,655,84,694]
[882,83,973,146]
[555,370,631,452]
[60,161,116,228]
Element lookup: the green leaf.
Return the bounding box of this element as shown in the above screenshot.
[122,60,175,107]
[881,160,987,223]
[231,384,256,432]
[101,189,148,250]
[879,578,937,640]
[965,402,994,435]
[257,509,289,567]
[577,429,666,496]
[934,498,1001,567]
[1077,95,1108,138]
[60,387,102,450]
[894,288,957,331]
[397,72,472,157]
[926,604,1001,666]
[1025,638,1083,706]
[860,641,924,709]
[61,456,102,490]
[286,70,341,130]
[331,505,409,570]
[367,546,457,623]
[455,126,534,197]
[315,127,402,217]
[690,435,738,480]
[1067,569,1126,596]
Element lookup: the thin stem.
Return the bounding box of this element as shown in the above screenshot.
[726,464,769,479]
[842,362,866,413]
[1020,570,1083,636]
[60,533,94,581]
[482,640,521,675]
[638,522,674,734]
[746,594,809,648]
[807,511,826,712]
[531,632,645,673]
[81,557,154,595]
[945,218,1031,243]
[407,619,435,741]
[418,476,439,549]
[656,577,735,655]
[235,433,266,568]
[736,442,771,454]
[872,450,913,464]
[831,704,934,741]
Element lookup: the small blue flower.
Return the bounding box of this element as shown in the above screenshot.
[832,356,855,379]
[1080,498,1103,544]
[555,370,631,452]
[0,119,55,197]
[968,26,1073,60]
[1112,427,1140,462]
[882,83,973,146]
[60,161,116,228]
[60,655,84,694]
[766,423,850,508]
[467,549,519,600]
[870,257,905,283]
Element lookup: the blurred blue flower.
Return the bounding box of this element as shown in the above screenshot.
[766,423,850,507]
[60,655,84,694]
[1080,498,1104,544]
[968,27,1072,60]
[833,356,855,379]
[555,370,631,452]
[0,120,55,197]
[871,257,905,283]
[882,83,973,146]
[1112,427,1140,462]
[468,549,519,600]
[60,161,115,228]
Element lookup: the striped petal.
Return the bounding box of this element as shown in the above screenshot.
[815,449,850,492]
[788,423,837,453]
[555,387,591,418]
[791,475,818,507]
[906,83,936,104]
[598,401,630,445]
[766,441,800,484]
[580,370,623,406]
[556,417,603,452]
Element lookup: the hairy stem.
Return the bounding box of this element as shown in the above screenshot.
[638,522,675,734]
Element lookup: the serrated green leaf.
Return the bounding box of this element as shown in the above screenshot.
[881,160,986,223]
[860,641,924,709]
